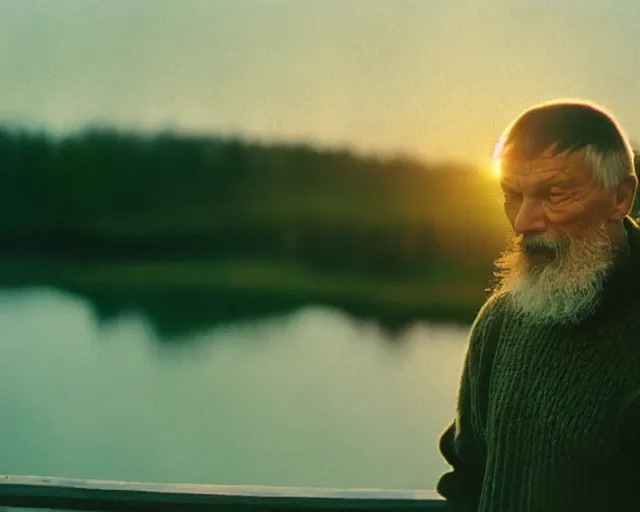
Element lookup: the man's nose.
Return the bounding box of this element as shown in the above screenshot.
[513,197,547,236]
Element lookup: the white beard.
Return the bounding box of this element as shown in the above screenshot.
[493,221,615,325]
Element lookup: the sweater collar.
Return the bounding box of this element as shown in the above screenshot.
[597,215,640,311]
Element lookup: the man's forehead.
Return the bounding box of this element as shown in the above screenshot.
[499,151,590,178]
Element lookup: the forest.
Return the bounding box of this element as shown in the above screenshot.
[0,127,532,333]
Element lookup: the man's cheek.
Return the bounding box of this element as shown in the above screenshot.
[545,201,586,224]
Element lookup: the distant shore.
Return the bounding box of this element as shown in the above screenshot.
[0,127,506,337]
[0,256,489,335]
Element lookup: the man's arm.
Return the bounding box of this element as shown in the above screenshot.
[436,297,504,511]
[436,356,485,510]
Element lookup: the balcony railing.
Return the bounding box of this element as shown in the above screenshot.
[0,475,450,510]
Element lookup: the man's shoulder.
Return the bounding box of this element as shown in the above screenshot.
[473,292,509,328]
[466,292,510,357]
[463,293,510,371]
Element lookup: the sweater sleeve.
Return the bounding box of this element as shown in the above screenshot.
[436,297,504,511]
[617,388,640,495]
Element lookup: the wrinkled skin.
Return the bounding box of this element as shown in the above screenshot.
[498,147,636,248]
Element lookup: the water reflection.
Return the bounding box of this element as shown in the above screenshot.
[0,287,469,490]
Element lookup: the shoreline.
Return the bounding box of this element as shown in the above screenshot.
[0,257,486,336]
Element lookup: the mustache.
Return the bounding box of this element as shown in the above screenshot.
[519,234,571,254]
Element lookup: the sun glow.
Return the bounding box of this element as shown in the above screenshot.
[492,156,502,178]
[491,136,506,178]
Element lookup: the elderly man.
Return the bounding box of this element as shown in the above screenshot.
[436,100,640,511]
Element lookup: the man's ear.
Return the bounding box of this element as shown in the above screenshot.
[609,175,638,221]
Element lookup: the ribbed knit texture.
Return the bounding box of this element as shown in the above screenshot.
[437,217,640,512]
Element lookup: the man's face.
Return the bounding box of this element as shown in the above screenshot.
[499,147,614,242]
[494,147,618,324]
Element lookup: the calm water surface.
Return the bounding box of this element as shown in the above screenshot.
[0,287,469,490]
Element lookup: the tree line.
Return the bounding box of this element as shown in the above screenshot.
[0,126,512,276]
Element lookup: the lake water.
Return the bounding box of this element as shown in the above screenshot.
[0,287,470,491]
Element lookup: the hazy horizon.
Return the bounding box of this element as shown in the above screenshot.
[2,0,640,168]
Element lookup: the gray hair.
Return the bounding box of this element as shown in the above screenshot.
[496,100,636,189]
[583,144,635,189]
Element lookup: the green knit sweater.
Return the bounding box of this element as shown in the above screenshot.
[437,217,640,512]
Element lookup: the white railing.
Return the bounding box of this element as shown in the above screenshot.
[0,475,450,510]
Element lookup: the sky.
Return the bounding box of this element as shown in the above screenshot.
[1,0,640,166]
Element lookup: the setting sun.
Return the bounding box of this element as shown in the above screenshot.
[491,157,502,178]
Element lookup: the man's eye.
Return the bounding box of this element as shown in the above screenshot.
[547,189,565,201]
[503,190,521,202]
